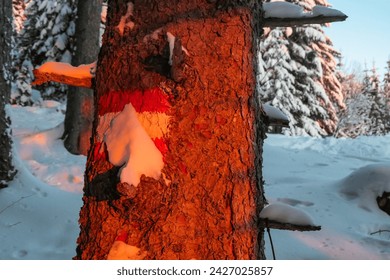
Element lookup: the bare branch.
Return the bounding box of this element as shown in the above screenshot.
[263,15,348,27]
[0,194,35,215]
[259,218,322,232]
[370,229,390,235]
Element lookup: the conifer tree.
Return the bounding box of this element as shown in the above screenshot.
[12,0,77,105]
[362,64,380,94]
[335,91,371,138]
[382,60,390,98]
[12,0,29,33]
[366,65,390,136]
[260,0,342,136]
[259,27,318,135]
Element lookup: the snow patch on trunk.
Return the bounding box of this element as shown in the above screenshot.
[107,242,146,260]
[104,103,164,187]
[166,32,176,65]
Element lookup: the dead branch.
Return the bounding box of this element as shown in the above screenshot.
[33,69,93,88]
[0,194,35,215]
[263,14,348,27]
[259,218,321,232]
[370,229,390,235]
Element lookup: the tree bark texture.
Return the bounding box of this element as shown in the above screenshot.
[63,0,102,155]
[76,0,267,260]
[0,0,16,188]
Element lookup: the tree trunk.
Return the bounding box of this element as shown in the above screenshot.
[0,0,16,188]
[75,0,267,260]
[63,0,102,155]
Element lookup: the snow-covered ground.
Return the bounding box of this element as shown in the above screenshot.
[1,102,85,260]
[264,134,390,259]
[1,102,390,260]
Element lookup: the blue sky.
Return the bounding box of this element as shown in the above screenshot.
[325,0,390,78]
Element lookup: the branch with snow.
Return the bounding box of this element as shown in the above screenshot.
[263,2,347,27]
[32,61,96,89]
[259,203,321,232]
[262,103,289,127]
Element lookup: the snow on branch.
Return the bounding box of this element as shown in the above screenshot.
[32,61,96,89]
[263,2,347,27]
[262,103,289,127]
[259,203,321,232]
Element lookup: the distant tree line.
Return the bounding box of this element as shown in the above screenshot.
[335,61,390,138]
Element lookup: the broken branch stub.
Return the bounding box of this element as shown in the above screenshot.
[32,62,95,89]
[32,69,93,88]
[263,14,348,27]
[259,218,322,232]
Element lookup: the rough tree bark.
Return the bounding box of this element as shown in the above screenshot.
[62,0,102,155]
[75,0,267,259]
[0,0,16,188]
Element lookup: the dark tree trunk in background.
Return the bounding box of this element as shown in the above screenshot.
[75,0,267,259]
[0,0,16,188]
[63,0,102,155]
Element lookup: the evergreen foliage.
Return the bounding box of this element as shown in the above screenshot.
[382,60,390,97]
[336,65,390,138]
[12,0,29,33]
[11,0,77,105]
[259,0,344,136]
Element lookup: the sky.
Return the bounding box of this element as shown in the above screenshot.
[325,0,390,78]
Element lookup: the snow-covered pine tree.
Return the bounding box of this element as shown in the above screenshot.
[259,28,311,135]
[362,64,380,94]
[287,28,330,136]
[336,65,390,137]
[259,0,343,136]
[12,0,77,105]
[336,55,363,100]
[334,57,360,138]
[335,91,371,138]
[13,0,30,33]
[365,65,390,136]
[382,60,390,98]
[288,0,344,135]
